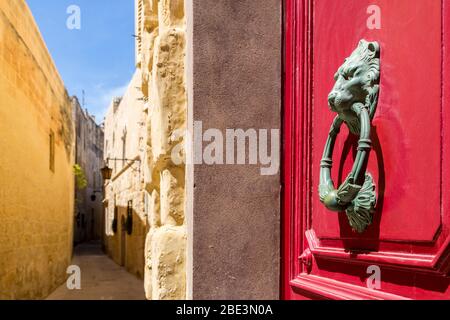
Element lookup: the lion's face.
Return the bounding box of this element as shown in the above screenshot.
[328,61,367,114]
[327,40,380,119]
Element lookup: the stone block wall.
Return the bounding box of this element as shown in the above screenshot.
[105,0,281,300]
[0,0,75,299]
[103,71,148,279]
[137,0,187,300]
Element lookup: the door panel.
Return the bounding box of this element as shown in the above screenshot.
[283,0,450,300]
[312,0,441,242]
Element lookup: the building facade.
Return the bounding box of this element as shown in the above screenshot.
[103,0,188,299]
[103,71,149,281]
[0,0,75,299]
[130,0,450,301]
[73,97,104,245]
[102,0,281,300]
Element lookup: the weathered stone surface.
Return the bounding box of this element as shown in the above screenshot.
[140,0,159,98]
[159,0,185,34]
[135,0,187,300]
[160,168,185,226]
[144,230,154,300]
[143,0,159,32]
[150,226,186,300]
[149,28,187,162]
[148,189,161,227]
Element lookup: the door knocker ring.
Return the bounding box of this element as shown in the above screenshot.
[318,40,380,233]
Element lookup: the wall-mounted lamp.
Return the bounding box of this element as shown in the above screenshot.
[100,158,141,181]
[101,165,113,180]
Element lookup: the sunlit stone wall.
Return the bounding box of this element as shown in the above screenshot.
[137,0,187,300]
[0,0,75,299]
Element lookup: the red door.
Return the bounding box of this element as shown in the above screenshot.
[283,0,450,300]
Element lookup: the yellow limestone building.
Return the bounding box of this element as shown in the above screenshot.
[138,0,187,300]
[0,1,75,299]
[106,0,282,300]
[103,72,148,279]
[103,0,188,299]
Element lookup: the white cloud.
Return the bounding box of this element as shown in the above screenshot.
[83,83,129,124]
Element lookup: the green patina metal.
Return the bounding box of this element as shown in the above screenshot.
[319,40,380,233]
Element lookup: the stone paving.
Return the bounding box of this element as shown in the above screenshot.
[46,242,145,300]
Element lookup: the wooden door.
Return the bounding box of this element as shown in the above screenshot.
[283,0,450,300]
[121,211,127,267]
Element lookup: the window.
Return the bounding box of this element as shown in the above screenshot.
[49,130,55,172]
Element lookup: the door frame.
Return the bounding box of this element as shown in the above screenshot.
[282,0,450,300]
[282,0,314,299]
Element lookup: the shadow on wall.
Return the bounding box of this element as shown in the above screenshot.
[103,207,149,279]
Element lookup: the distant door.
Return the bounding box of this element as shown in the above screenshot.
[283,0,450,299]
[120,212,126,267]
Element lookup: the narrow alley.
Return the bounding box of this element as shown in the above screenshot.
[4,0,282,302]
[3,0,450,304]
[46,242,145,300]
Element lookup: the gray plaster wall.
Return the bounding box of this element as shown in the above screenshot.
[190,0,282,300]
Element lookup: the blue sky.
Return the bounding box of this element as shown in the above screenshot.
[27,0,136,123]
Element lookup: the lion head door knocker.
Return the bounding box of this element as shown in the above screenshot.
[318,40,380,233]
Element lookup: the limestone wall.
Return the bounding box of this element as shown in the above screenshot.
[0,0,75,299]
[137,0,187,300]
[106,0,279,300]
[103,71,148,279]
